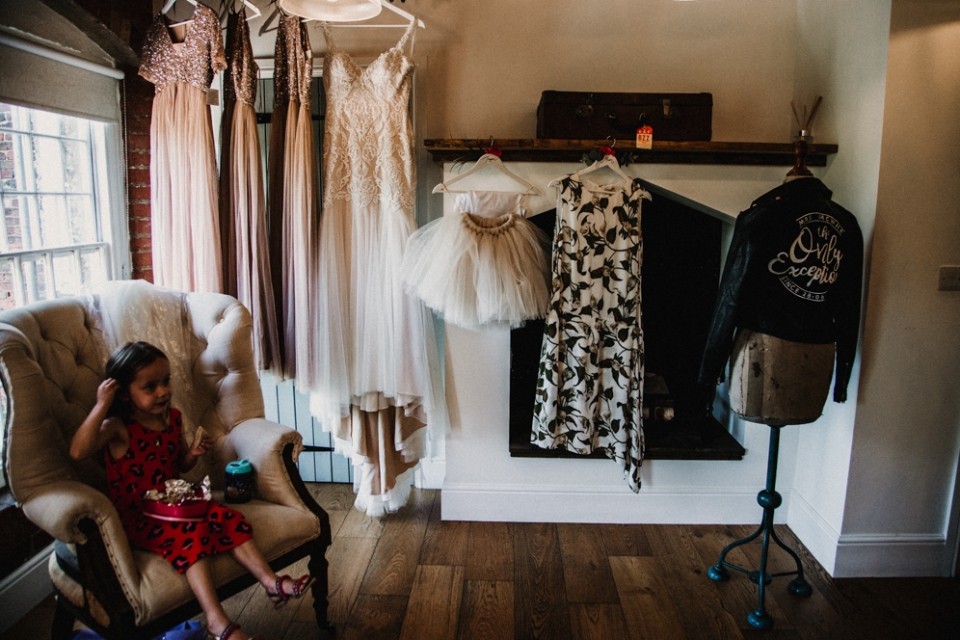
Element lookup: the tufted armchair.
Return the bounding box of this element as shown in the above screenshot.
[0,281,333,639]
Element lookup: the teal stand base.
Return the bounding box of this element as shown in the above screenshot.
[707,424,813,630]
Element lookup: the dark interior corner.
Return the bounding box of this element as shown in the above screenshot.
[509,193,745,461]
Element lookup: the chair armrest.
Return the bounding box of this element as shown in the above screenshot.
[225,418,308,511]
[21,480,143,598]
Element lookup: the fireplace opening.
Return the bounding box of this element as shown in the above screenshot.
[509,188,746,460]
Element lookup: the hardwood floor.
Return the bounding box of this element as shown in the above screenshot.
[6,483,960,640]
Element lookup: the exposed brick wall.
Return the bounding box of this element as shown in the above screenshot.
[123,71,155,282]
[71,0,156,281]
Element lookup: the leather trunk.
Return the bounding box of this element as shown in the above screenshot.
[536,91,713,141]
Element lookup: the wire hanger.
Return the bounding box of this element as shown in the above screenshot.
[163,0,199,29]
[433,151,544,197]
[219,0,262,22]
[259,4,280,35]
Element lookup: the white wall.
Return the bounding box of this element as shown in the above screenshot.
[839,0,960,577]
[248,0,960,576]
[786,0,893,574]
[438,161,796,525]
[789,0,960,578]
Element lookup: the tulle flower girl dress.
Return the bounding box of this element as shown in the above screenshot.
[401,191,552,329]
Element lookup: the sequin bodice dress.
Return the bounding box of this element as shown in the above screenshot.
[140,3,225,293]
[311,20,447,516]
[219,8,281,374]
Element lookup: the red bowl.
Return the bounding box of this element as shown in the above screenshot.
[143,498,209,522]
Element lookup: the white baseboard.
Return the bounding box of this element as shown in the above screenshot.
[0,543,54,633]
[833,533,949,577]
[441,482,782,524]
[786,490,841,574]
[788,490,951,577]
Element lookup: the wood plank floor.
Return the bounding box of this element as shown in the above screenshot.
[7,483,960,640]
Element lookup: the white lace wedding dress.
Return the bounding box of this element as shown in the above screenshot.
[312,19,447,516]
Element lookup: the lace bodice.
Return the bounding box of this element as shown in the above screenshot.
[140,3,226,93]
[320,20,417,210]
[224,9,257,106]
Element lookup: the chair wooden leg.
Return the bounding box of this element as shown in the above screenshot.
[307,535,336,635]
[51,595,76,640]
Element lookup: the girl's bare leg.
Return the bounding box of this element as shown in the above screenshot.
[185,558,251,640]
[229,539,295,595]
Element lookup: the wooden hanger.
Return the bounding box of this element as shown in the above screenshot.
[433,153,544,196]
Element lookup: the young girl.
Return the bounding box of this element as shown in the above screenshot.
[70,342,313,640]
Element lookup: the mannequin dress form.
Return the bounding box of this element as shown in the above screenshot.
[709,330,821,629]
[728,329,835,425]
[709,175,837,630]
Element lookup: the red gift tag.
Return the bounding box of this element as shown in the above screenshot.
[636,125,653,150]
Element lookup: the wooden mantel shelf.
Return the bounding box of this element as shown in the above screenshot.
[423,138,838,166]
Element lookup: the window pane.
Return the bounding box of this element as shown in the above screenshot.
[2,195,27,251]
[0,103,112,307]
[38,195,69,247]
[29,109,62,136]
[63,139,93,193]
[67,195,97,244]
[0,261,15,310]
[32,136,66,193]
[2,133,22,192]
[0,104,13,129]
[81,248,107,292]
[53,253,78,297]
[19,257,46,303]
[61,116,87,141]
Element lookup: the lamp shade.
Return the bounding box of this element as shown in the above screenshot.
[279,0,382,22]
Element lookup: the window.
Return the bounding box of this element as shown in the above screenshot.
[0,102,126,310]
[0,102,126,489]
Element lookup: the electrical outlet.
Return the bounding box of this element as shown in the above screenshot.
[938,266,960,291]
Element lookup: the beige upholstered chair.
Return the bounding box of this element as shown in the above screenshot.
[0,282,333,639]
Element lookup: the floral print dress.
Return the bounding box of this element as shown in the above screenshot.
[531,176,650,492]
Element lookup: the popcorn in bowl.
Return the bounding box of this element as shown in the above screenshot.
[143,476,212,521]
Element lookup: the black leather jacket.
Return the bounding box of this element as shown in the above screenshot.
[698,178,863,402]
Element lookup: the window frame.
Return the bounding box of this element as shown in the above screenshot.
[0,103,130,309]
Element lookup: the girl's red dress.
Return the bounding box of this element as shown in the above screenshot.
[105,408,253,573]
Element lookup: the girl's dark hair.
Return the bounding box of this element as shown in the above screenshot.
[105,341,168,418]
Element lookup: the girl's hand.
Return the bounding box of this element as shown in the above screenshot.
[188,435,212,458]
[96,378,119,407]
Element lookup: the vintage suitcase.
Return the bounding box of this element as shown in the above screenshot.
[536,91,713,141]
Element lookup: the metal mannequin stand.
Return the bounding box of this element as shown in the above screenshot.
[707,424,812,629]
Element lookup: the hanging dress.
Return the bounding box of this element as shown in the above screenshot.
[267,15,318,383]
[140,3,224,293]
[530,176,650,492]
[400,191,552,329]
[312,20,447,516]
[266,15,290,371]
[219,8,282,374]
